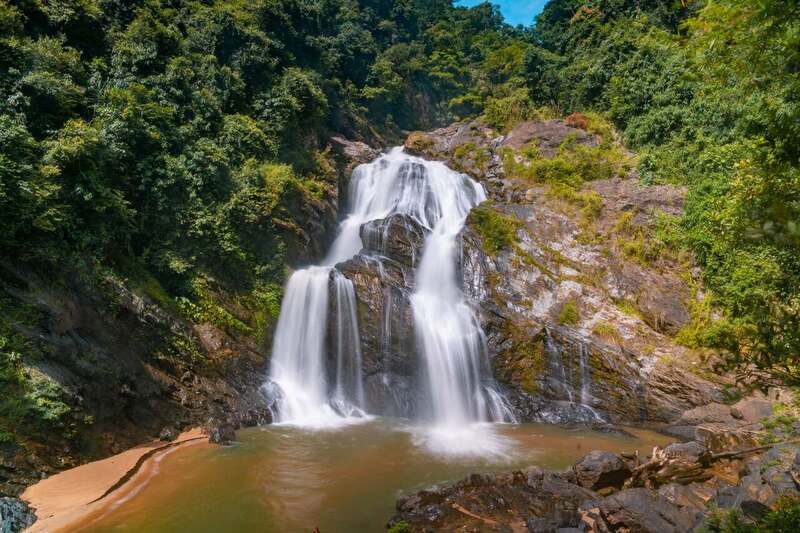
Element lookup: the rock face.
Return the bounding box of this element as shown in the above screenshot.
[391,439,800,532]
[335,251,418,417]
[323,118,730,428]
[0,265,275,498]
[360,214,426,269]
[398,119,728,427]
[500,119,600,156]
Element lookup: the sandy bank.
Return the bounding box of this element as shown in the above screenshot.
[21,428,210,532]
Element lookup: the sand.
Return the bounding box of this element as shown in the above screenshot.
[21,428,210,532]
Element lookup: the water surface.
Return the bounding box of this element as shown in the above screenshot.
[77,420,672,532]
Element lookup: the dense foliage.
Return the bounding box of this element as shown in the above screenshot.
[525,0,800,385]
[0,0,529,441]
[0,0,528,280]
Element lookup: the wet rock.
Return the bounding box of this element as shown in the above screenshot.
[335,253,417,417]
[360,214,426,268]
[395,119,728,430]
[158,426,178,442]
[580,488,703,533]
[0,497,36,533]
[204,418,237,445]
[239,406,271,427]
[573,451,632,491]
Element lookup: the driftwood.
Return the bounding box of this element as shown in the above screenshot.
[624,439,800,490]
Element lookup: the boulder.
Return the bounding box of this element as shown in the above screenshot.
[672,403,736,426]
[662,441,706,462]
[204,417,236,445]
[329,136,378,173]
[658,482,719,511]
[0,497,36,533]
[573,451,632,491]
[158,426,178,442]
[731,398,773,423]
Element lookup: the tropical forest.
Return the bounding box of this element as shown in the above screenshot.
[1,0,799,531]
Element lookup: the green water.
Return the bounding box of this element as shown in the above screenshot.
[77,419,672,532]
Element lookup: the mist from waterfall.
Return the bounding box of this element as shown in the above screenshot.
[268,148,514,452]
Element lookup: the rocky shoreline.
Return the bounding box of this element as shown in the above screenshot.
[390,416,800,532]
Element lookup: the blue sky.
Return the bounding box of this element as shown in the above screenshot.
[456,0,548,26]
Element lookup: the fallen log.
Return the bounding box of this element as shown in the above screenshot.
[624,439,800,490]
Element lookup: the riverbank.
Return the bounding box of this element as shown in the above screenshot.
[20,428,210,532]
[390,437,800,532]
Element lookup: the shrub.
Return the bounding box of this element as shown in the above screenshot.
[387,521,411,533]
[558,301,580,325]
[468,206,521,256]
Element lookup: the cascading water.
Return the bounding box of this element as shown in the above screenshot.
[268,148,514,446]
[407,157,514,454]
[268,267,362,426]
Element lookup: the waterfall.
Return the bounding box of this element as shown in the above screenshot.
[331,272,364,415]
[269,266,342,425]
[408,166,511,427]
[268,147,513,439]
[579,342,592,406]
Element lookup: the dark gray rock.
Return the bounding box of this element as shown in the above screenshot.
[0,497,36,533]
[335,253,417,417]
[573,451,632,491]
[360,214,426,268]
[392,466,597,532]
[158,426,178,442]
[204,417,237,445]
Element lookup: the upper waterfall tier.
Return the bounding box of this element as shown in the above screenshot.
[324,147,484,266]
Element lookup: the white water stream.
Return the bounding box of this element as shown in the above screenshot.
[268,148,514,454]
